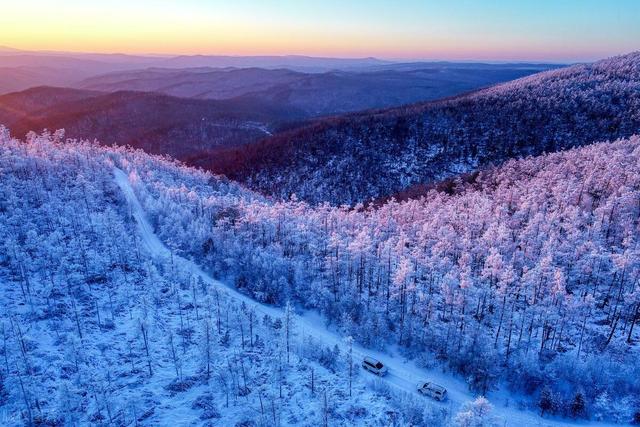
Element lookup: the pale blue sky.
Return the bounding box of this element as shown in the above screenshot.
[2,0,638,60]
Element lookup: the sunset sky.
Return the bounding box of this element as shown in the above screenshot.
[1,0,638,61]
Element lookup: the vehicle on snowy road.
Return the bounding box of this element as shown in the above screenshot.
[362,356,388,376]
[417,381,447,401]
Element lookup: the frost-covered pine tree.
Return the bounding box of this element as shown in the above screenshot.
[454,396,496,427]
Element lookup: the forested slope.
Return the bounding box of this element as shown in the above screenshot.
[1,129,449,425]
[0,87,299,160]
[208,52,640,204]
[129,133,640,421]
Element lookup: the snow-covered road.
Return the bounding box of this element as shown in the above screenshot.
[114,167,619,427]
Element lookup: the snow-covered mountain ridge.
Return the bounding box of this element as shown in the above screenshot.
[209,51,640,205]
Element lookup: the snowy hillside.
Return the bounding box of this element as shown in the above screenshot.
[208,51,640,204]
[125,133,640,422]
[2,128,638,425]
[0,130,456,426]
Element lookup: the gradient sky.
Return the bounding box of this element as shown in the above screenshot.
[1,0,638,61]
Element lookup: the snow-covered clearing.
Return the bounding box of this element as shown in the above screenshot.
[114,167,622,427]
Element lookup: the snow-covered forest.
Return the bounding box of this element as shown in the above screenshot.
[3,127,638,424]
[126,134,640,421]
[1,129,458,425]
[212,52,640,205]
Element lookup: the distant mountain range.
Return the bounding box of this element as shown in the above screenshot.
[0,48,388,94]
[205,52,640,204]
[153,54,390,72]
[0,47,564,164]
[0,52,153,93]
[77,64,558,117]
[0,46,561,94]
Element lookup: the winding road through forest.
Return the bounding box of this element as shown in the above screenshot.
[114,167,618,427]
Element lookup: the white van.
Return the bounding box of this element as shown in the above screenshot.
[417,381,447,401]
[362,356,388,376]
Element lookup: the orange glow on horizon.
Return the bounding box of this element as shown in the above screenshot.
[1,1,637,62]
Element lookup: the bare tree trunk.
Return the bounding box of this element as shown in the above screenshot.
[192,282,199,321]
[215,289,222,334]
[248,309,255,347]
[168,331,181,380]
[627,303,639,344]
[238,352,248,390]
[284,303,293,364]
[239,318,245,350]
[505,303,515,362]
[11,317,31,374]
[322,389,329,427]
[16,364,33,425]
[70,296,83,340]
[204,321,211,381]
[140,322,153,376]
[2,323,10,375]
[494,294,507,347]
[347,337,353,397]
[258,389,265,420]
[603,313,620,349]
[278,352,283,399]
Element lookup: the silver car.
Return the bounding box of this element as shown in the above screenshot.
[417,381,447,401]
[362,356,388,376]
